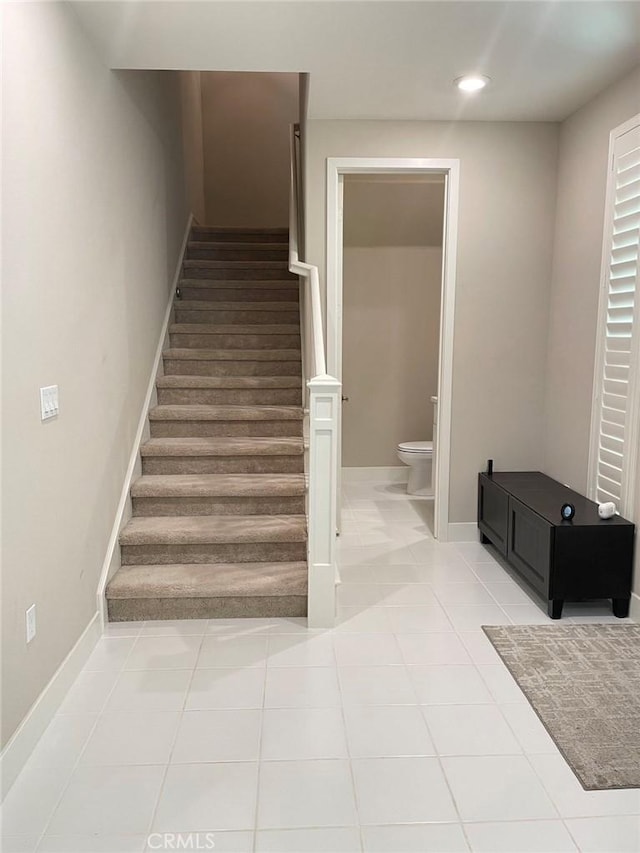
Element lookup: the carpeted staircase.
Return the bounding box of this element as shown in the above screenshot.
[106,226,308,621]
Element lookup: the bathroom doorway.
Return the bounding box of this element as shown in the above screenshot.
[341,174,444,534]
[326,158,460,541]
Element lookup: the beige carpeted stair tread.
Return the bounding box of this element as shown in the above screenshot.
[164,348,301,362]
[188,243,287,251]
[184,260,290,270]
[156,376,301,389]
[170,324,300,335]
[131,474,306,498]
[179,279,294,289]
[192,226,288,236]
[140,437,304,457]
[120,514,307,545]
[187,242,288,251]
[149,405,303,422]
[169,335,300,353]
[186,255,289,265]
[107,562,307,600]
[175,301,299,312]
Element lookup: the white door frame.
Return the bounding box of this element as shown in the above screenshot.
[326,157,460,542]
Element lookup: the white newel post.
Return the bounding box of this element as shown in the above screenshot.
[307,374,341,628]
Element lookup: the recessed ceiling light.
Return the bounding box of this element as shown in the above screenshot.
[455,75,490,93]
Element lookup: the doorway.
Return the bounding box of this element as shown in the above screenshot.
[326,158,460,541]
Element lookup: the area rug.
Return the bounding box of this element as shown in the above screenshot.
[482,624,640,790]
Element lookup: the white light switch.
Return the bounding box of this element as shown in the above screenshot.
[40,385,59,420]
[26,604,36,643]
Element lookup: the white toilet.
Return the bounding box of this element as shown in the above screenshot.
[397,440,433,496]
[397,396,438,496]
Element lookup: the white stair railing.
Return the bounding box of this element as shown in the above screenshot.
[289,124,340,628]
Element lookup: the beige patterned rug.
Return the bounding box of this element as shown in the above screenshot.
[483,624,640,790]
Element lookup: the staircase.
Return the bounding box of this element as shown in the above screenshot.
[106,226,308,621]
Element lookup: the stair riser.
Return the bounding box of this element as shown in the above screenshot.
[187,248,288,262]
[191,230,288,244]
[179,287,298,303]
[133,495,305,517]
[142,456,304,475]
[175,309,300,325]
[163,359,301,377]
[121,542,307,566]
[149,421,303,438]
[157,388,301,405]
[169,333,300,349]
[108,595,306,621]
[182,267,295,281]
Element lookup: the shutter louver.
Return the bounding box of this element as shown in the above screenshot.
[593,124,640,509]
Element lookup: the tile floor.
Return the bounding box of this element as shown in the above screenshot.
[2,480,639,853]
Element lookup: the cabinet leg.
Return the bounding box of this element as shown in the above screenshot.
[612,598,630,618]
[480,533,491,545]
[548,599,563,620]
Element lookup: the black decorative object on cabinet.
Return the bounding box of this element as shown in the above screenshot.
[477,471,635,619]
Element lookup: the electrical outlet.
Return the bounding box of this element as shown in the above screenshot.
[40,385,59,421]
[26,604,36,643]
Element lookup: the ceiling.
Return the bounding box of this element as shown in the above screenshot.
[71,1,640,121]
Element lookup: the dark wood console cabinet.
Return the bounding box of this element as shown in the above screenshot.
[478,471,635,619]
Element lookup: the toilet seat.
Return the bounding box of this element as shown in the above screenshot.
[397,440,433,454]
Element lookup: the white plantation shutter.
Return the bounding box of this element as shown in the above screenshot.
[590,117,640,513]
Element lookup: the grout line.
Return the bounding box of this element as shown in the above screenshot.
[419,699,471,848]
[521,752,565,822]
[335,639,366,853]
[32,633,141,849]
[252,648,270,851]
[561,816,585,851]
[142,633,204,847]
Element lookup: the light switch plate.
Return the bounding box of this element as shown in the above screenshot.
[26,605,36,643]
[40,385,59,420]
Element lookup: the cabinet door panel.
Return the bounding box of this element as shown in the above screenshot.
[478,475,508,555]
[552,525,634,599]
[507,497,551,596]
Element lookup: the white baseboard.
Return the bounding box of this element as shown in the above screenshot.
[96,213,194,625]
[342,466,409,483]
[630,592,640,622]
[446,522,480,542]
[0,612,101,800]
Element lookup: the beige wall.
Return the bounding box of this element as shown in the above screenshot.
[1,2,187,748]
[180,71,206,224]
[201,72,299,227]
[306,120,559,522]
[542,65,640,596]
[342,247,442,466]
[343,178,445,247]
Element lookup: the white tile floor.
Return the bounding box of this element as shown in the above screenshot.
[2,480,639,853]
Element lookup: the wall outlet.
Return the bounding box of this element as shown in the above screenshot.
[26,604,36,643]
[40,385,59,420]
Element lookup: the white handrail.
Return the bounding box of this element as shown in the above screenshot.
[289,123,340,628]
[289,126,327,378]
